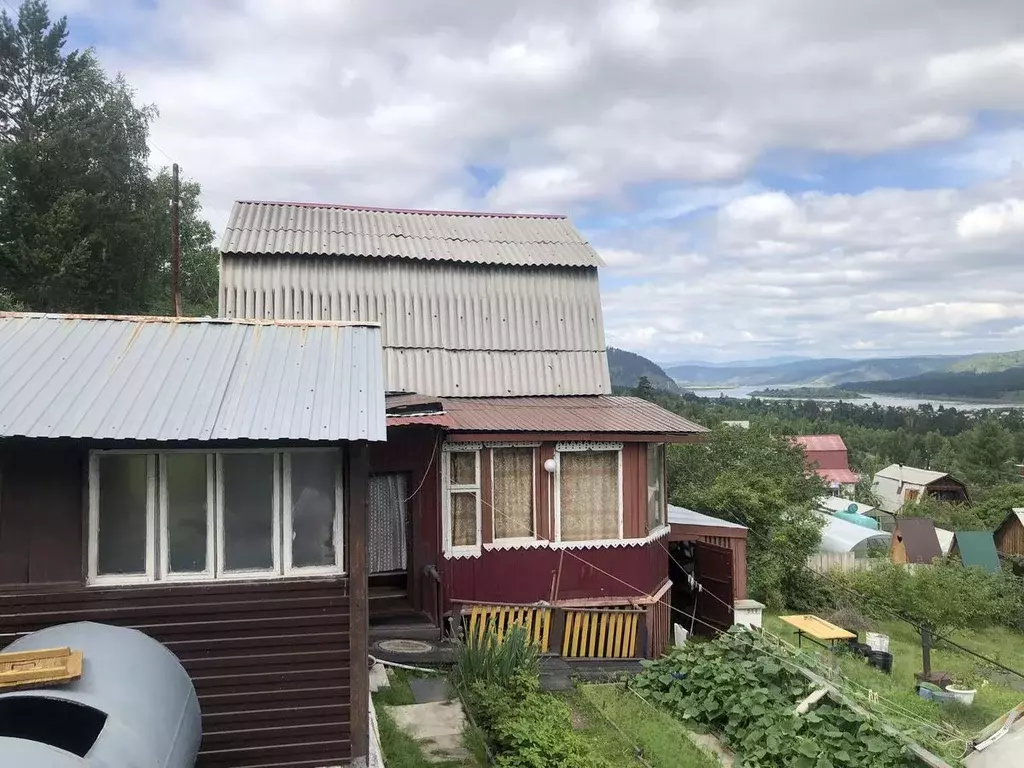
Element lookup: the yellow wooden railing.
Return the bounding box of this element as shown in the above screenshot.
[561,608,642,658]
[464,604,552,653]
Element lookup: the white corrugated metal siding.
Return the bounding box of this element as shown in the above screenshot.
[0,314,386,441]
[220,255,611,397]
[221,201,603,268]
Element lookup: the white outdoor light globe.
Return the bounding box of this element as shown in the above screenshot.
[543,458,556,473]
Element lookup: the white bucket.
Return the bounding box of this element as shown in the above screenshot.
[866,632,890,653]
[945,686,976,706]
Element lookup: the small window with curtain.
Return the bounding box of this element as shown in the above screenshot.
[558,445,621,543]
[491,447,536,540]
[444,447,481,553]
[647,443,666,534]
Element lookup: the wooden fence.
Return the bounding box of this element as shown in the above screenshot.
[805,552,883,573]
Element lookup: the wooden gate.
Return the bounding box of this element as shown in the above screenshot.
[693,541,734,637]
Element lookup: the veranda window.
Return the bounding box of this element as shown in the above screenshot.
[557,444,622,542]
[89,450,343,584]
[443,447,481,553]
[647,443,666,533]
[491,447,536,540]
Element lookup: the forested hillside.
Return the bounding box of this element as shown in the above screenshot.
[841,367,1024,402]
[666,355,956,386]
[608,347,681,393]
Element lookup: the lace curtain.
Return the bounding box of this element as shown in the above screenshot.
[559,451,619,541]
[492,448,535,539]
[368,474,408,573]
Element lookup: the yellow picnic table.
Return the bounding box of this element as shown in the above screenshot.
[779,614,855,649]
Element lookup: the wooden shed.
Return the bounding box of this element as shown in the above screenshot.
[995,508,1024,558]
[667,505,748,635]
[890,517,942,565]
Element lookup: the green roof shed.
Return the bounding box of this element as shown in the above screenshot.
[950,531,1000,574]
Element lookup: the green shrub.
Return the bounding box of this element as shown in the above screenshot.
[453,623,540,689]
[465,673,611,768]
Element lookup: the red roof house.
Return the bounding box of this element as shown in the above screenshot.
[793,434,860,488]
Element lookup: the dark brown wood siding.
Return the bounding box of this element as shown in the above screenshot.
[0,442,84,585]
[0,579,351,767]
[996,517,1024,557]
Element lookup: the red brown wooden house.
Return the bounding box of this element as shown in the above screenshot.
[219,201,710,663]
[0,314,387,767]
[793,434,859,496]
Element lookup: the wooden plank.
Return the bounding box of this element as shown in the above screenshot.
[0,648,82,690]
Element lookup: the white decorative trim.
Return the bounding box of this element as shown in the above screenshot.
[550,537,649,550]
[484,441,542,449]
[444,547,483,559]
[443,442,482,452]
[555,441,624,452]
[484,538,548,551]
[647,524,672,542]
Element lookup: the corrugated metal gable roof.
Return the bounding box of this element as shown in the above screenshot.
[438,396,708,435]
[951,531,1000,573]
[221,201,604,268]
[793,434,847,452]
[668,505,746,530]
[875,463,949,486]
[0,314,386,442]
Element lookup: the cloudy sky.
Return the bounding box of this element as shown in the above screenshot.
[53,0,1024,363]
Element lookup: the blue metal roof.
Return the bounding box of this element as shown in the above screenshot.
[0,314,386,442]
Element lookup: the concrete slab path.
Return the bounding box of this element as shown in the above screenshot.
[386,700,471,763]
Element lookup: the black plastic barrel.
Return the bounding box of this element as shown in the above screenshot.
[868,650,894,674]
[0,622,200,767]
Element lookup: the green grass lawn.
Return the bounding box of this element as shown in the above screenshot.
[763,614,1024,762]
[566,684,723,767]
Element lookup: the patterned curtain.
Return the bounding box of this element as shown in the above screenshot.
[450,492,478,547]
[560,451,619,541]
[492,448,535,539]
[368,474,408,573]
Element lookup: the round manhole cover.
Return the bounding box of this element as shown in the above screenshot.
[377,639,433,654]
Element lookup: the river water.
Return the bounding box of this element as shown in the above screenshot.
[693,385,1024,411]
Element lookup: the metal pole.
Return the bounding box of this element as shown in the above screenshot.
[171,163,182,317]
[921,624,932,678]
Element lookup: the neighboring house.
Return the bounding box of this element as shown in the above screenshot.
[667,505,749,636]
[793,434,859,496]
[949,532,1000,574]
[872,464,970,513]
[0,314,387,768]
[890,517,943,565]
[219,201,709,660]
[995,508,1024,557]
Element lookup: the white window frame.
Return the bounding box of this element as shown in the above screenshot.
[88,452,156,586]
[282,450,346,576]
[159,453,216,581]
[553,442,624,545]
[442,444,482,557]
[489,445,539,545]
[646,443,667,535]
[216,452,282,580]
[88,448,345,586]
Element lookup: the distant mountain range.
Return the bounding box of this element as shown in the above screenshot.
[663,349,1024,387]
[607,347,681,393]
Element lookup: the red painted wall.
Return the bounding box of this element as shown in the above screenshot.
[444,539,667,607]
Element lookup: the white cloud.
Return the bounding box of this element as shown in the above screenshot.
[47,0,1024,360]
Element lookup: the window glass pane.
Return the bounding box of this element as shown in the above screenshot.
[450,452,476,485]
[493,448,534,539]
[222,453,275,571]
[290,452,338,569]
[451,492,478,547]
[647,444,665,533]
[97,454,149,576]
[166,454,209,574]
[560,452,619,542]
